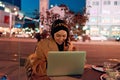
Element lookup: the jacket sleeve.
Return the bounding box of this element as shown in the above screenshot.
[24,52,47,77]
[32,41,48,76]
[24,40,48,77]
[24,53,38,78]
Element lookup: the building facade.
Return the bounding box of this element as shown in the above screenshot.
[0,0,21,10]
[0,1,19,29]
[86,0,120,37]
[40,0,49,18]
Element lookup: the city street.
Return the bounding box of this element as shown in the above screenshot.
[0,38,120,80]
[1,0,120,80]
[0,38,37,80]
[73,40,120,65]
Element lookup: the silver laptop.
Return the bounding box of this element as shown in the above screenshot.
[47,51,86,76]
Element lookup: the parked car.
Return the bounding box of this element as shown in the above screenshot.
[0,32,2,37]
[15,33,30,38]
[90,35,107,41]
[115,36,120,41]
[82,35,91,42]
[0,73,10,80]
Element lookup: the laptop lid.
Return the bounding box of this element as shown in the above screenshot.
[47,51,86,76]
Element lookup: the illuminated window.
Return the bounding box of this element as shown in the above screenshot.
[4,15,9,24]
[89,17,97,23]
[102,10,110,14]
[101,17,111,23]
[113,17,120,23]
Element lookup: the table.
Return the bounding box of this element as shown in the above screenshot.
[31,65,104,80]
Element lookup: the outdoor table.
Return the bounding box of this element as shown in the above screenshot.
[31,64,104,80]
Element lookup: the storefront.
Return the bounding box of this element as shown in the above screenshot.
[111,26,120,37]
[87,25,120,38]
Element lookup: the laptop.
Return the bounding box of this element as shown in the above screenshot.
[47,51,86,76]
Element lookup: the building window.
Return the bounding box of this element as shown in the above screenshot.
[114,1,120,5]
[4,15,9,24]
[113,17,120,23]
[89,17,97,23]
[103,0,111,5]
[0,6,4,10]
[114,1,118,5]
[102,10,110,14]
[92,1,99,6]
[101,17,111,23]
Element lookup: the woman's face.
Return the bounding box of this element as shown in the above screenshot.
[54,30,67,45]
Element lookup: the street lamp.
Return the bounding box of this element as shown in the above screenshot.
[9,12,12,37]
[9,7,19,38]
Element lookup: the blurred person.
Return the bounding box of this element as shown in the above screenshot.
[34,30,50,42]
[25,19,76,80]
[41,30,50,39]
[34,33,41,42]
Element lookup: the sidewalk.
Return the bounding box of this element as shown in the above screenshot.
[72,40,120,45]
[0,37,37,42]
[0,60,27,80]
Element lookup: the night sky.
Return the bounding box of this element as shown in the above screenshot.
[21,0,85,17]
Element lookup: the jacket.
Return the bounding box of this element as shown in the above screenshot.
[25,37,75,79]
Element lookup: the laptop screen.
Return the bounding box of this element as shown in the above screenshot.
[47,51,86,76]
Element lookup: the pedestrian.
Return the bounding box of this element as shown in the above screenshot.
[34,33,41,42]
[25,19,76,80]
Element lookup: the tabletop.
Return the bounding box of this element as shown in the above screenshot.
[30,65,105,80]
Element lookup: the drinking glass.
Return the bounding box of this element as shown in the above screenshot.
[103,62,112,71]
[103,62,120,80]
[115,71,120,80]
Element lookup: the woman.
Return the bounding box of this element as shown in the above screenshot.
[25,19,75,80]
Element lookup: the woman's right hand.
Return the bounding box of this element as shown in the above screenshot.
[64,41,76,51]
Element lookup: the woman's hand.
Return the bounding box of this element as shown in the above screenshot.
[64,42,76,51]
